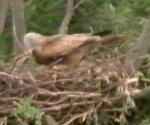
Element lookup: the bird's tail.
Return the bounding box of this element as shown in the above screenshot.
[99,33,128,44]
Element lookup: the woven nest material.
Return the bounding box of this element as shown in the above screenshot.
[0,56,143,125]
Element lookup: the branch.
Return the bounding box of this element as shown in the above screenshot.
[10,0,26,54]
[0,0,9,35]
[62,112,87,125]
[128,17,150,68]
[44,115,60,125]
[133,86,150,104]
[59,0,74,34]
[37,88,101,98]
[73,0,87,10]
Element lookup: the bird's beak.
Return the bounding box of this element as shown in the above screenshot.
[24,49,33,56]
[25,46,42,56]
[36,46,42,50]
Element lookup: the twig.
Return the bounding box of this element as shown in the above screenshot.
[13,25,26,52]
[133,86,150,101]
[140,77,150,84]
[37,88,101,98]
[11,0,26,54]
[62,112,88,125]
[0,71,21,79]
[27,71,37,83]
[124,77,138,84]
[0,0,9,35]
[0,97,68,107]
[44,115,59,125]
[59,0,74,34]
[104,107,134,112]
[60,98,82,123]
[73,0,87,10]
[0,117,7,125]
[42,101,96,112]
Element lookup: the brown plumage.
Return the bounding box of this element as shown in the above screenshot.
[23,33,126,70]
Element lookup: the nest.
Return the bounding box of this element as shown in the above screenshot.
[0,55,147,125]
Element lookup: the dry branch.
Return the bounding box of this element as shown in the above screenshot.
[59,0,74,34]
[59,0,87,34]
[0,56,142,125]
[11,0,26,54]
[73,0,87,10]
[44,115,60,125]
[128,18,150,69]
[0,0,9,35]
[133,86,150,102]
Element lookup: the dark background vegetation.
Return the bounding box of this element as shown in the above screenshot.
[0,0,150,62]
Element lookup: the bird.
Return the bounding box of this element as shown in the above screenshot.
[23,32,126,70]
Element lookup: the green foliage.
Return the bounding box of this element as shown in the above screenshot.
[0,34,14,62]
[1,0,150,61]
[145,71,150,78]
[11,99,44,125]
[23,0,149,34]
[24,0,65,34]
[131,114,150,125]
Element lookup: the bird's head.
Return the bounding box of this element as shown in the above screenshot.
[31,46,55,65]
[23,32,47,51]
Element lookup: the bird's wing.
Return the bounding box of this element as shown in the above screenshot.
[46,34,65,43]
[32,33,126,60]
[38,34,101,58]
[52,48,85,70]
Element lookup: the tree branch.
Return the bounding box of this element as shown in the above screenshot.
[59,0,74,34]
[0,0,9,36]
[11,0,26,54]
[128,18,150,68]
[73,0,87,10]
